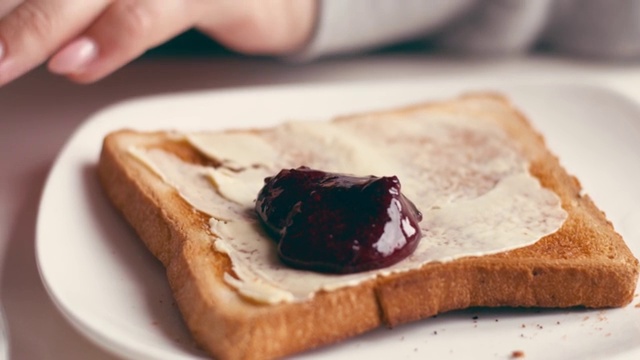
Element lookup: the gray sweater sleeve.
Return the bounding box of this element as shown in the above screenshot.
[292,0,640,61]
[290,0,476,60]
[542,0,640,59]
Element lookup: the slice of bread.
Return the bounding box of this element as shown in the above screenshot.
[97,93,639,360]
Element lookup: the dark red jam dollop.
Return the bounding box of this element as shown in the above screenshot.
[255,166,423,274]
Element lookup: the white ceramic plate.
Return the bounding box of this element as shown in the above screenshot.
[36,80,640,360]
[0,305,7,360]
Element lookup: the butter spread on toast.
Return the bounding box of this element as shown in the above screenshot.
[128,112,567,304]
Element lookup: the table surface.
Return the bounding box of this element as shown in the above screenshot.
[2,52,640,360]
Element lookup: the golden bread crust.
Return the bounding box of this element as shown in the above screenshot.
[97,94,639,360]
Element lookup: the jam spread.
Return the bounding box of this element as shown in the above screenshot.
[255,166,423,274]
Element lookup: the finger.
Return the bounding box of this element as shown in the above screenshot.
[55,0,196,83]
[0,0,22,18]
[0,0,108,85]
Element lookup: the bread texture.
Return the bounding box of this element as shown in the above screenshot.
[98,93,639,360]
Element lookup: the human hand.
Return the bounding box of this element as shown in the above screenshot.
[0,0,316,85]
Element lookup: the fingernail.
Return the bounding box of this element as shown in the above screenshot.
[48,37,98,75]
[0,41,5,62]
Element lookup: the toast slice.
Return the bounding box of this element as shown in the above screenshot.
[98,93,639,360]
